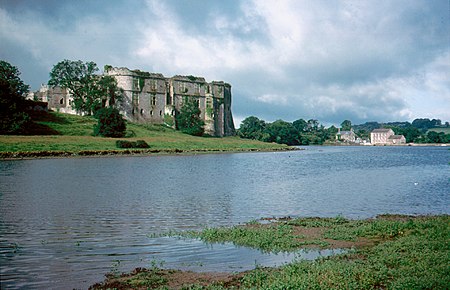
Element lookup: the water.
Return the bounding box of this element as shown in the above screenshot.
[0,146,448,289]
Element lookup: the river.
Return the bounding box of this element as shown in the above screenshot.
[0,146,448,289]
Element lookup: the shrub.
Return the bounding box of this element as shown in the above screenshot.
[116,140,150,149]
[116,140,134,148]
[94,107,126,137]
[134,140,150,148]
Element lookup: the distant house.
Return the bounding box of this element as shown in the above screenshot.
[336,128,356,143]
[388,135,406,145]
[370,128,406,145]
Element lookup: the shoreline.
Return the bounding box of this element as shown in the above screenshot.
[1,142,448,160]
[0,146,300,160]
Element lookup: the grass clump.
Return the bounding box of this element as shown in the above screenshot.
[191,223,306,253]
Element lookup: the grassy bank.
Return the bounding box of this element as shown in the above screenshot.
[91,215,449,289]
[0,112,289,157]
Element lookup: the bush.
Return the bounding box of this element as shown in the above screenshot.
[94,107,126,137]
[175,98,204,136]
[116,140,150,149]
[134,140,150,148]
[116,140,133,148]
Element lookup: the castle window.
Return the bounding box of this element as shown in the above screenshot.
[151,95,157,106]
[150,79,157,91]
[194,83,200,94]
[159,110,162,116]
[132,78,139,91]
[179,82,188,93]
[59,98,64,105]
[150,110,153,116]
[132,92,139,106]
[140,109,144,115]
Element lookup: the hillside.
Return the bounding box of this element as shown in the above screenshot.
[0,111,289,156]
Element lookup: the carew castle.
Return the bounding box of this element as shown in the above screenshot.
[33,66,235,137]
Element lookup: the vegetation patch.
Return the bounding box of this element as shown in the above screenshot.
[91,215,449,289]
[116,140,150,149]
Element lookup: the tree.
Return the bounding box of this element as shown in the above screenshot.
[238,116,266,140]
[93,107,127,137]
[306,119,320,132]
[96,75,123,108]
[175,97,205,136]
[341,120,352,131]
[426,131,450,144]
[293,118,307,132]
[48,60,122,115]
[0,60,30,134]
[262,120,300,145]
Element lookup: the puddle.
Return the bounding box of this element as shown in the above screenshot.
[145,237,346,272]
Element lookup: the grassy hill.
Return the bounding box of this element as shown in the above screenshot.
[427,127,450,134]
[0,111,289,155]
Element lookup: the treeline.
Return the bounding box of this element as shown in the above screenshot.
[237,116,338,145]
[238,116,450,145]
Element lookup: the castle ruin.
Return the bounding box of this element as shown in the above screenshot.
[105,67,235,137]
[32,67,235,137]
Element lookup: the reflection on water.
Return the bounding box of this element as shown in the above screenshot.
[136,237,346,272]
[0,146,449,289]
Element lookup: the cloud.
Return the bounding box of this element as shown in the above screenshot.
[1,0,448,126]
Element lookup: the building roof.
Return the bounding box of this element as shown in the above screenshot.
[372,128,393,133]
[338,131,355,135]
[388,135,405,140]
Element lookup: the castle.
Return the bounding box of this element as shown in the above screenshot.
[32,66,235,137]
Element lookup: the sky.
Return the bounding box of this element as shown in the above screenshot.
[1,0,449,127]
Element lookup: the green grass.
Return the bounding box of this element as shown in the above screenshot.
[428,127,450,134]
[236,215,449,289]
[92,215,449,289]
[0,111,288,154]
